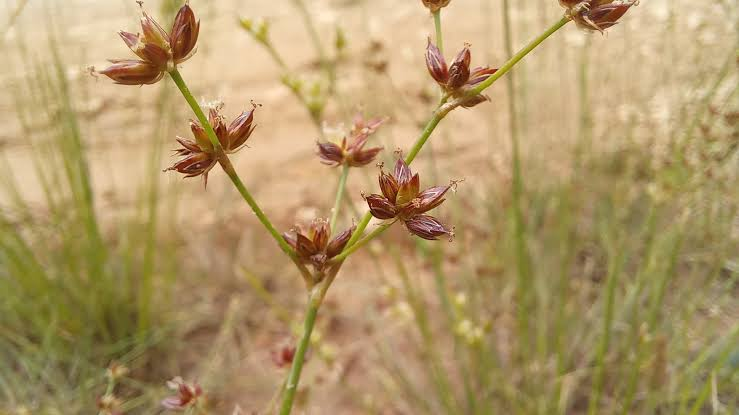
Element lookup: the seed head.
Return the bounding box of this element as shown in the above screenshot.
[97,394,123,415]
[364,158,455,241]
[317,114,386,168]
[283,219,356,271]
[421,0,451,12]
[166,103,257,186]
[170,2,200,63]
[425,40,497,108]
[560,0,638,31]
[161,377,204,411]
[99,2,200,85]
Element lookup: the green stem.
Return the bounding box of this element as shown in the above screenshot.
[275,17,572,415]
[336,17,571,256]
[168,69,313,281]
[331,222,393,263]
[330,165,350,230]
[433,10,444,54]
[279,290,320,415]
[468,16,570,96]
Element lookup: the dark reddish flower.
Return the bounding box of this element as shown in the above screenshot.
[283,219,355,270]
[161,377,203,411]
[364,158,455,241]
[425,40,497,107]
[559,0,638,31]
[421,0,451,12]
[99,2,199,85]
[317,114,386,167]
[166,104,257,186]
[271,343,297,368]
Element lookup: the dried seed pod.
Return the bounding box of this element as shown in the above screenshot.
[560,0,638,31]
[365,157,456,242]
[284,220,355,270]
[98,59,164,85]
[404,214,453,240]
[166,104,258,186]
[161,377,203,411]
[100,2,201,85]
[365,194,398,220]
[421,0,451,12]
[447,45,471,90]
[316,114,386,167]
[378,170,399,204]
[425,39,449,85]
[424,41,497,106]
[170,2,200,63]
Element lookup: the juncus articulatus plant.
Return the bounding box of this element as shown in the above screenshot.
[97,1,636,413]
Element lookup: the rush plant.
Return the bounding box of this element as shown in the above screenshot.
[96,1,637,413]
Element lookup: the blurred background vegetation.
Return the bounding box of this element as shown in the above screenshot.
[0,0,737,414]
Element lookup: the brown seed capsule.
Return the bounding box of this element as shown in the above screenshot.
[560,0,638,31]
[425,39,449,85]
[396,173,420,206]
[98,59,165,85]
[424,41,497,106]
[404,214,453,241]
[365,194,398,220]
[415,185,451,213]
[326,226,355,258]
[170,2,200,63]
[227,107,257,151]
[166,104,257,186]
[284,220,355,270]
[379,170,399,204]
[447,45,471,90]
[161,377,203,412]
[421,0,451,12]
[317,141,345,165]
[468,66,498,86]
[393,158,413,187]
[317,114,386,167]
[365,157,456,242]
[100,2,200,85]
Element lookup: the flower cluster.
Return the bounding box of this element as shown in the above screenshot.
[317,114,386,167]
[161,377,204,411]
[99,2,199,85]
[96,394,123,415]
[421,0,451,13]
[283,219,355,271]
[166,104,257,186]
[425,41,497,108]
[559,0,638,31]
[365,158,454,240]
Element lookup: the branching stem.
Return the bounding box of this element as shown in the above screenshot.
[276,16,571,415]
[168,69,313,282]
[330,164,350,230]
